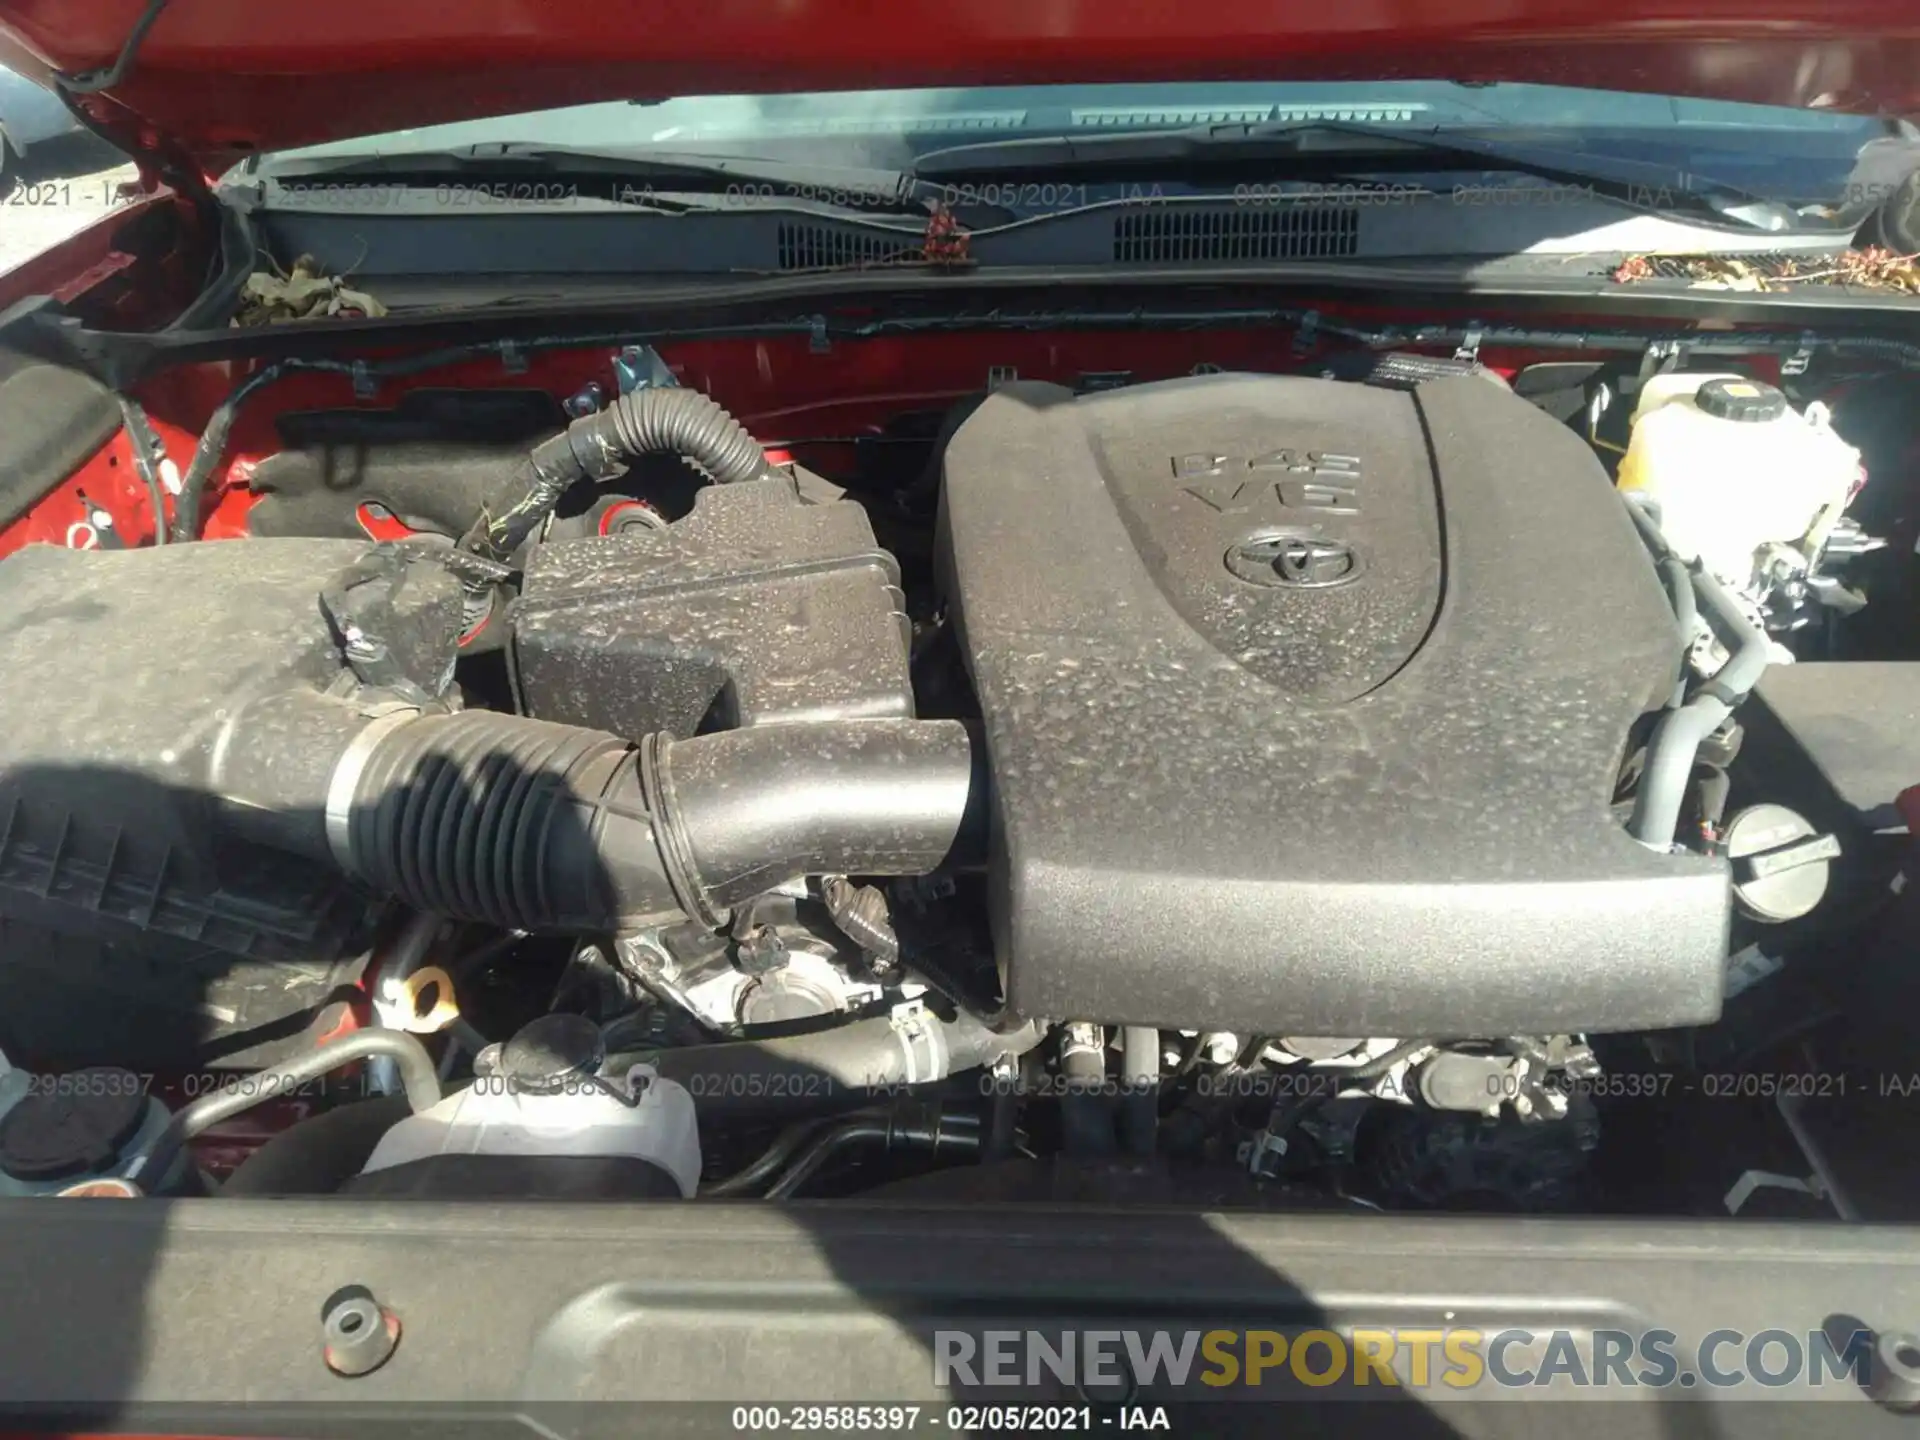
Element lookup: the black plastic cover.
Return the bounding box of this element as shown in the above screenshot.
[0,540,462,1065]
[341,1154,685,1199]
[0,346,121,531]
[0,917,365,1072]
[1749,662,1920,832]
[247,441,537,541]
[937,373,1728,1036]
[2,1196,1908,1419]
[513,476,913,739]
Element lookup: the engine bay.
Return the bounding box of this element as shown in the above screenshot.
[1,314,1917,1216]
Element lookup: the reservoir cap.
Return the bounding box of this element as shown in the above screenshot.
[499,1013,606,1095]
[1695,377,1789,424]
[0,1070,147,1181]
[1726,803,1839,922]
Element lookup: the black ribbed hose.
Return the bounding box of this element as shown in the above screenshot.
[467,387,771,563]
[343,711,666,933]
[321,711,979,935]
[591,386,768,484]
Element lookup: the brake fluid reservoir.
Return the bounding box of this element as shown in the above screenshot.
[0,1060,174,1196]
[1616,374,1861,586]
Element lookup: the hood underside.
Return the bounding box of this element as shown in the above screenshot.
[0,0,1914,172]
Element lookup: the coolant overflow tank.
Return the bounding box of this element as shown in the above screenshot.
[351,1015,700,1198]
[1616,374,1861,587]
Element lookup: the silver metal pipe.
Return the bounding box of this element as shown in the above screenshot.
[128,1028,441,1187]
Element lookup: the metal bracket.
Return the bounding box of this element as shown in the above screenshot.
[1453,323,1485,364]
[1632,339,1688,391]
[1239,1127,1289,1178]
[1782,331,1818,378]
[1292,310,1321,357]
[498,340,528,376]
[986,365,1019,389]
[564,381,605,417]
[350,360,376,401]
[612,344,678,396]
[808,315,832,355]
[1724,1168,1826,1216]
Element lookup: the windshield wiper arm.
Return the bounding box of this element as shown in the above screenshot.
[258,143,938,214]
[913,121,1801,232]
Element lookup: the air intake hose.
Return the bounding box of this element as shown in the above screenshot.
[467,387,773,563]
[302,710,980,934]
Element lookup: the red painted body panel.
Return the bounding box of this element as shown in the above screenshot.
[0,0,1914,171]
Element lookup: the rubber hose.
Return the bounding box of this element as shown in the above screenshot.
[1262,1038,1437,1139]
[213,695,979,947]
[702,1113,863,1197]
[129,1029,441,1189]
[329,711,978,935]
[1628,569,1769,849]
[474,387,768,562]
[367,910,444,1096]
[1655,553,1697,708]
[645,719,983,923]
[1059,1023,1116,1158]
[764,1108,981,1200]
[1120,1025,1161,1157]
[594,386,768,486]
[170,361,314,542]
[342,710,663,933]
[1623,497,1770,850]
[1697,767,1733,838]
[638,1013,1045,1121]
[170,340,716,543]
[1337,1036,1436,1082]
[114,396,169,545]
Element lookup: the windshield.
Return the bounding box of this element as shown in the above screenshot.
[265,81,1894,209]
[275,82,1877,153]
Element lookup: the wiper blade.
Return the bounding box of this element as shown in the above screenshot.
[257,143,936,214]
[912,121,1802,232]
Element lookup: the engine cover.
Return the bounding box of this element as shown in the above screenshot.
[937,373,1728,1036]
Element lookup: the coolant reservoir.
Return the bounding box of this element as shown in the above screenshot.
[357,1014,701,1197]
[1616,374,1861,586]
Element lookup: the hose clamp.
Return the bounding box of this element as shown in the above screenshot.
[888,1001,950,1085]
[324,709,423,872]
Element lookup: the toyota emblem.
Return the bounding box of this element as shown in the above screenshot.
[1225,533,1363,589]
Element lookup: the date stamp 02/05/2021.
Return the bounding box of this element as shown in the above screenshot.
[3,1066,1898,1104]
